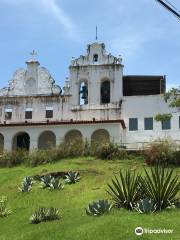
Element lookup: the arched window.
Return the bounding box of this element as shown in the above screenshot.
[91,129,110,145]
[12,132,30,151]
[65,130,82,143]
[79,81,88,105]
[101,80,110,104]
[93,54,98,63]
[38,131,56,149]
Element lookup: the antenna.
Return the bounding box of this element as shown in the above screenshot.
[95,26,98,41]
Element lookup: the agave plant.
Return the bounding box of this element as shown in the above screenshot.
[40,175,53,188]
[140,165,180,211]
[18,176,33,192]
[0,196,12,217]
[65,171,81,184]
[30,207,60,224]
[134,198,157,214]
[49,178,64,190]
[86,199,113,216]
[107,169,141,210]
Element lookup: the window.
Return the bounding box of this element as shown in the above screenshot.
[101,80,110,104]
[46,107,53,118]
[79,81,88,105]
[25,108,32,119]
[179,116,180,129]
[5,108,12,120]
[144,117,153,130]
[162,119,171,130]
[93,54,98,63]
[129,118,138,131]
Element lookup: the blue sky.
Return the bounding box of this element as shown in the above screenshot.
[0,0,180,90]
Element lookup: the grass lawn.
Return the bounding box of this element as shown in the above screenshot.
[0,157,179,240]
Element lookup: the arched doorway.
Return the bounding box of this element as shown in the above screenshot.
[38,131,56,149]
[65,130,82,143]
[91,129,110,145]
[101,80,110,104]
[0,133,4,153]
[12,132,30,151]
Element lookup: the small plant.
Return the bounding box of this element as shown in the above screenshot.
[134,198,157,214]
[18,176,33,192]
[154,113,172,122]
[30,207,60,224]
[86,200,113,216]
[140,165,180,211]
[107,169,141,210]
[49,178,64,190]
[40,175,53,188]
[0,196,12,217]
[65,171,80,184]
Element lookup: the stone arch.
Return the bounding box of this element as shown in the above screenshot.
[100,78,110,104]
[65,129,83,143]
[0,133,4,153]
[91,129,110,145]
[38,131,56,149]
[79,79,88,105]
[12,132,30,151]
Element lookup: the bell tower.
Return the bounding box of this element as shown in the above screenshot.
[69,42,123,107]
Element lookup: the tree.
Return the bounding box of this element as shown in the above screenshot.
[164,87,180,112]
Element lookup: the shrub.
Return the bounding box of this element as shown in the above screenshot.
[18,176,33,192]
[140,165,180,211]
[0,196,12,217]
[30,207,60,224]
[107,169,141,210]
[86,200,113,216]
[40,175,53,188]
[144,139,177,166]
[0,150,28,167]
[93,142,128,160]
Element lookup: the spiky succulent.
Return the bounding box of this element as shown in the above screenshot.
[65,171,81,184]
[18,176,33,192]
[134,198,157,214]
[49,178,64,190]
[86,199,113,216]
[30,207,60,224]
[40,175,53,188]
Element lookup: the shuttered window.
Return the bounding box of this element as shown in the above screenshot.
[129,118,138,131]
[162,119,171,130]
[144,117,153,130]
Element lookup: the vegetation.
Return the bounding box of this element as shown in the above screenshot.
[65,171,81,184]
[134,198,157,214]
[0,158,179,240]
[164,87,180,110]
[154,113,172,122]
[86,199,113,216]
[107,169,141,210]
[0,196,12,217]
[18,176,33,192]
[30,207,60,224]
[140,166,180,211]
[144,139,180,166]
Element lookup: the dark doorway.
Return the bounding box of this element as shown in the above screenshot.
[15,133,30,151]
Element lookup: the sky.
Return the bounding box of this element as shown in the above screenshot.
[0,0,180,90]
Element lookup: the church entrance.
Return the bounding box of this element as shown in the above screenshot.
[13,132,30,151]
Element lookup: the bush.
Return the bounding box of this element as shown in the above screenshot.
[92,142,128,160]
[144,139,178,166]
[0,150,29,168]
[86,200,113,216]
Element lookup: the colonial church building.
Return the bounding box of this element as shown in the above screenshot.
[0,42,179,152]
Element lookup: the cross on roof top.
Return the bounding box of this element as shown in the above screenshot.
[30,50,37,58]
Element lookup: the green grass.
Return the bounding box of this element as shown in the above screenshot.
[0,157,180,240]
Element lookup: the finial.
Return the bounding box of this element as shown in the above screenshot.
[95,26,98,41]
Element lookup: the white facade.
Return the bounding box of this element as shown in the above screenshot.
[0,42,179,152]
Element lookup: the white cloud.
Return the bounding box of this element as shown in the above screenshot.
[0,0,77,39]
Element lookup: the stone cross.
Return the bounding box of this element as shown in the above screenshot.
[30,50,37,58]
